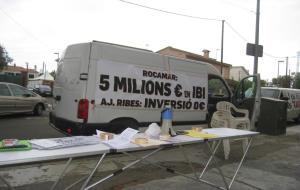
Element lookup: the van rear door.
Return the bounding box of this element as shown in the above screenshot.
[53,43,91,122]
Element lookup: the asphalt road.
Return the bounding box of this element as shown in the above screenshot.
[0,110,66,139]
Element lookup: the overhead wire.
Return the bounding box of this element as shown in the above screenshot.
[119,0,222,22]
[225,21,248,42]
[119,0,298,61]
[0,6,50,50]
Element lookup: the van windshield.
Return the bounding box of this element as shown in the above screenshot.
[261,89,280,98]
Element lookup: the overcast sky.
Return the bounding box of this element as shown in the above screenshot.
[0,0,299,81]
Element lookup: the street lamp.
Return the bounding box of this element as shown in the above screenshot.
[54,52,60,67]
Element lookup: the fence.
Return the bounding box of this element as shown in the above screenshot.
[0,74,24,86]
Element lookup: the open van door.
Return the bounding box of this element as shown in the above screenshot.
[232,74,261,130]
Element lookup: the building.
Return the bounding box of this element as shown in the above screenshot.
[0,64,39,86]
[230,66,249,81]
[0,64,39,79]
[27,71,54,89]
[157,47,231,79]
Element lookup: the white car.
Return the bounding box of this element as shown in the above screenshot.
[261,87,300,121]
[0,82,47,116]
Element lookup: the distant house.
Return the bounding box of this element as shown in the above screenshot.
[0,64,39,79]
[230,66,249,81]
[0,64,39,86]
[157,47,231,79]
[27,72,54,89]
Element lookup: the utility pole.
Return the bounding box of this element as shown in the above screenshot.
[296,51,300,73]
[220,20,225,76]
[286,57,289,87]
[253,0,260,74]
[44,63,46,80]
[278,60,284,79]
[295,52,300,88]
[54,52,60,69]
[25,62,29,87]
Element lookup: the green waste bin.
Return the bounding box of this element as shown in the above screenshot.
[257,97,287,135]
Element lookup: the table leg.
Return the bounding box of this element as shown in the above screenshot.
[0,175,15,190]
[228,137,253,189]
[122,147,229,190]
[84,148,163,190]
[80,153,106,190]
[50,157,73,190]
[199,140,221,179]
[63,176,87,190]
[178,144,198,179]
[205,140,230,190]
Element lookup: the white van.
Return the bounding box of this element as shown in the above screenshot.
[49,41,260,135]
[261,87,300,121]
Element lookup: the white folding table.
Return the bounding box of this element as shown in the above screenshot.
[0,142,111,190]
[0,128,259,190]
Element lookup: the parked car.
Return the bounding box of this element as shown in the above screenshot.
[33,85,52,97]
[0,82,47,116]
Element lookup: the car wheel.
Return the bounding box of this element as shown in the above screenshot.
[34,104,44,116]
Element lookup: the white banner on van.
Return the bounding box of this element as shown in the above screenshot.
[95,60,207,111]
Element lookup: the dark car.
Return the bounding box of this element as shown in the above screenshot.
[33,85,52,97]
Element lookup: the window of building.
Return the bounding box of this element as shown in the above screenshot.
[5,72,14,76]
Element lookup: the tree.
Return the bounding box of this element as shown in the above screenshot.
[0,44,13,71]
[260,79,267,87]
[225,79,239,92]
[50,70,56,79]
[292,73,300,89]
[272,75,293,88]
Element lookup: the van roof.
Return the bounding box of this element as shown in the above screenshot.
[65,41,221,75]
[92,40,153,53]
[93,41,220,74]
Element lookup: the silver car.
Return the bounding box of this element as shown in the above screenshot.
[0,82,47,116]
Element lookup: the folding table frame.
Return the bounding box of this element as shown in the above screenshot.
[0,129,258,190]
[81,136,255,190]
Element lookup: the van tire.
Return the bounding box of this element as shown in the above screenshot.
[109,118,139,134]
[34,104,44,116]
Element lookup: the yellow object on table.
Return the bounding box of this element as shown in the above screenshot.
[133,138,149,145]
[192,127,202,132]
[186,130,218,139]
[100,132,114,140]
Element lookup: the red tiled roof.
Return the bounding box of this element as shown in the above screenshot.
[157,46,231,67]
[3,65,38,73]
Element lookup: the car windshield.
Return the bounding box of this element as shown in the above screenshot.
[261,89,280,98]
